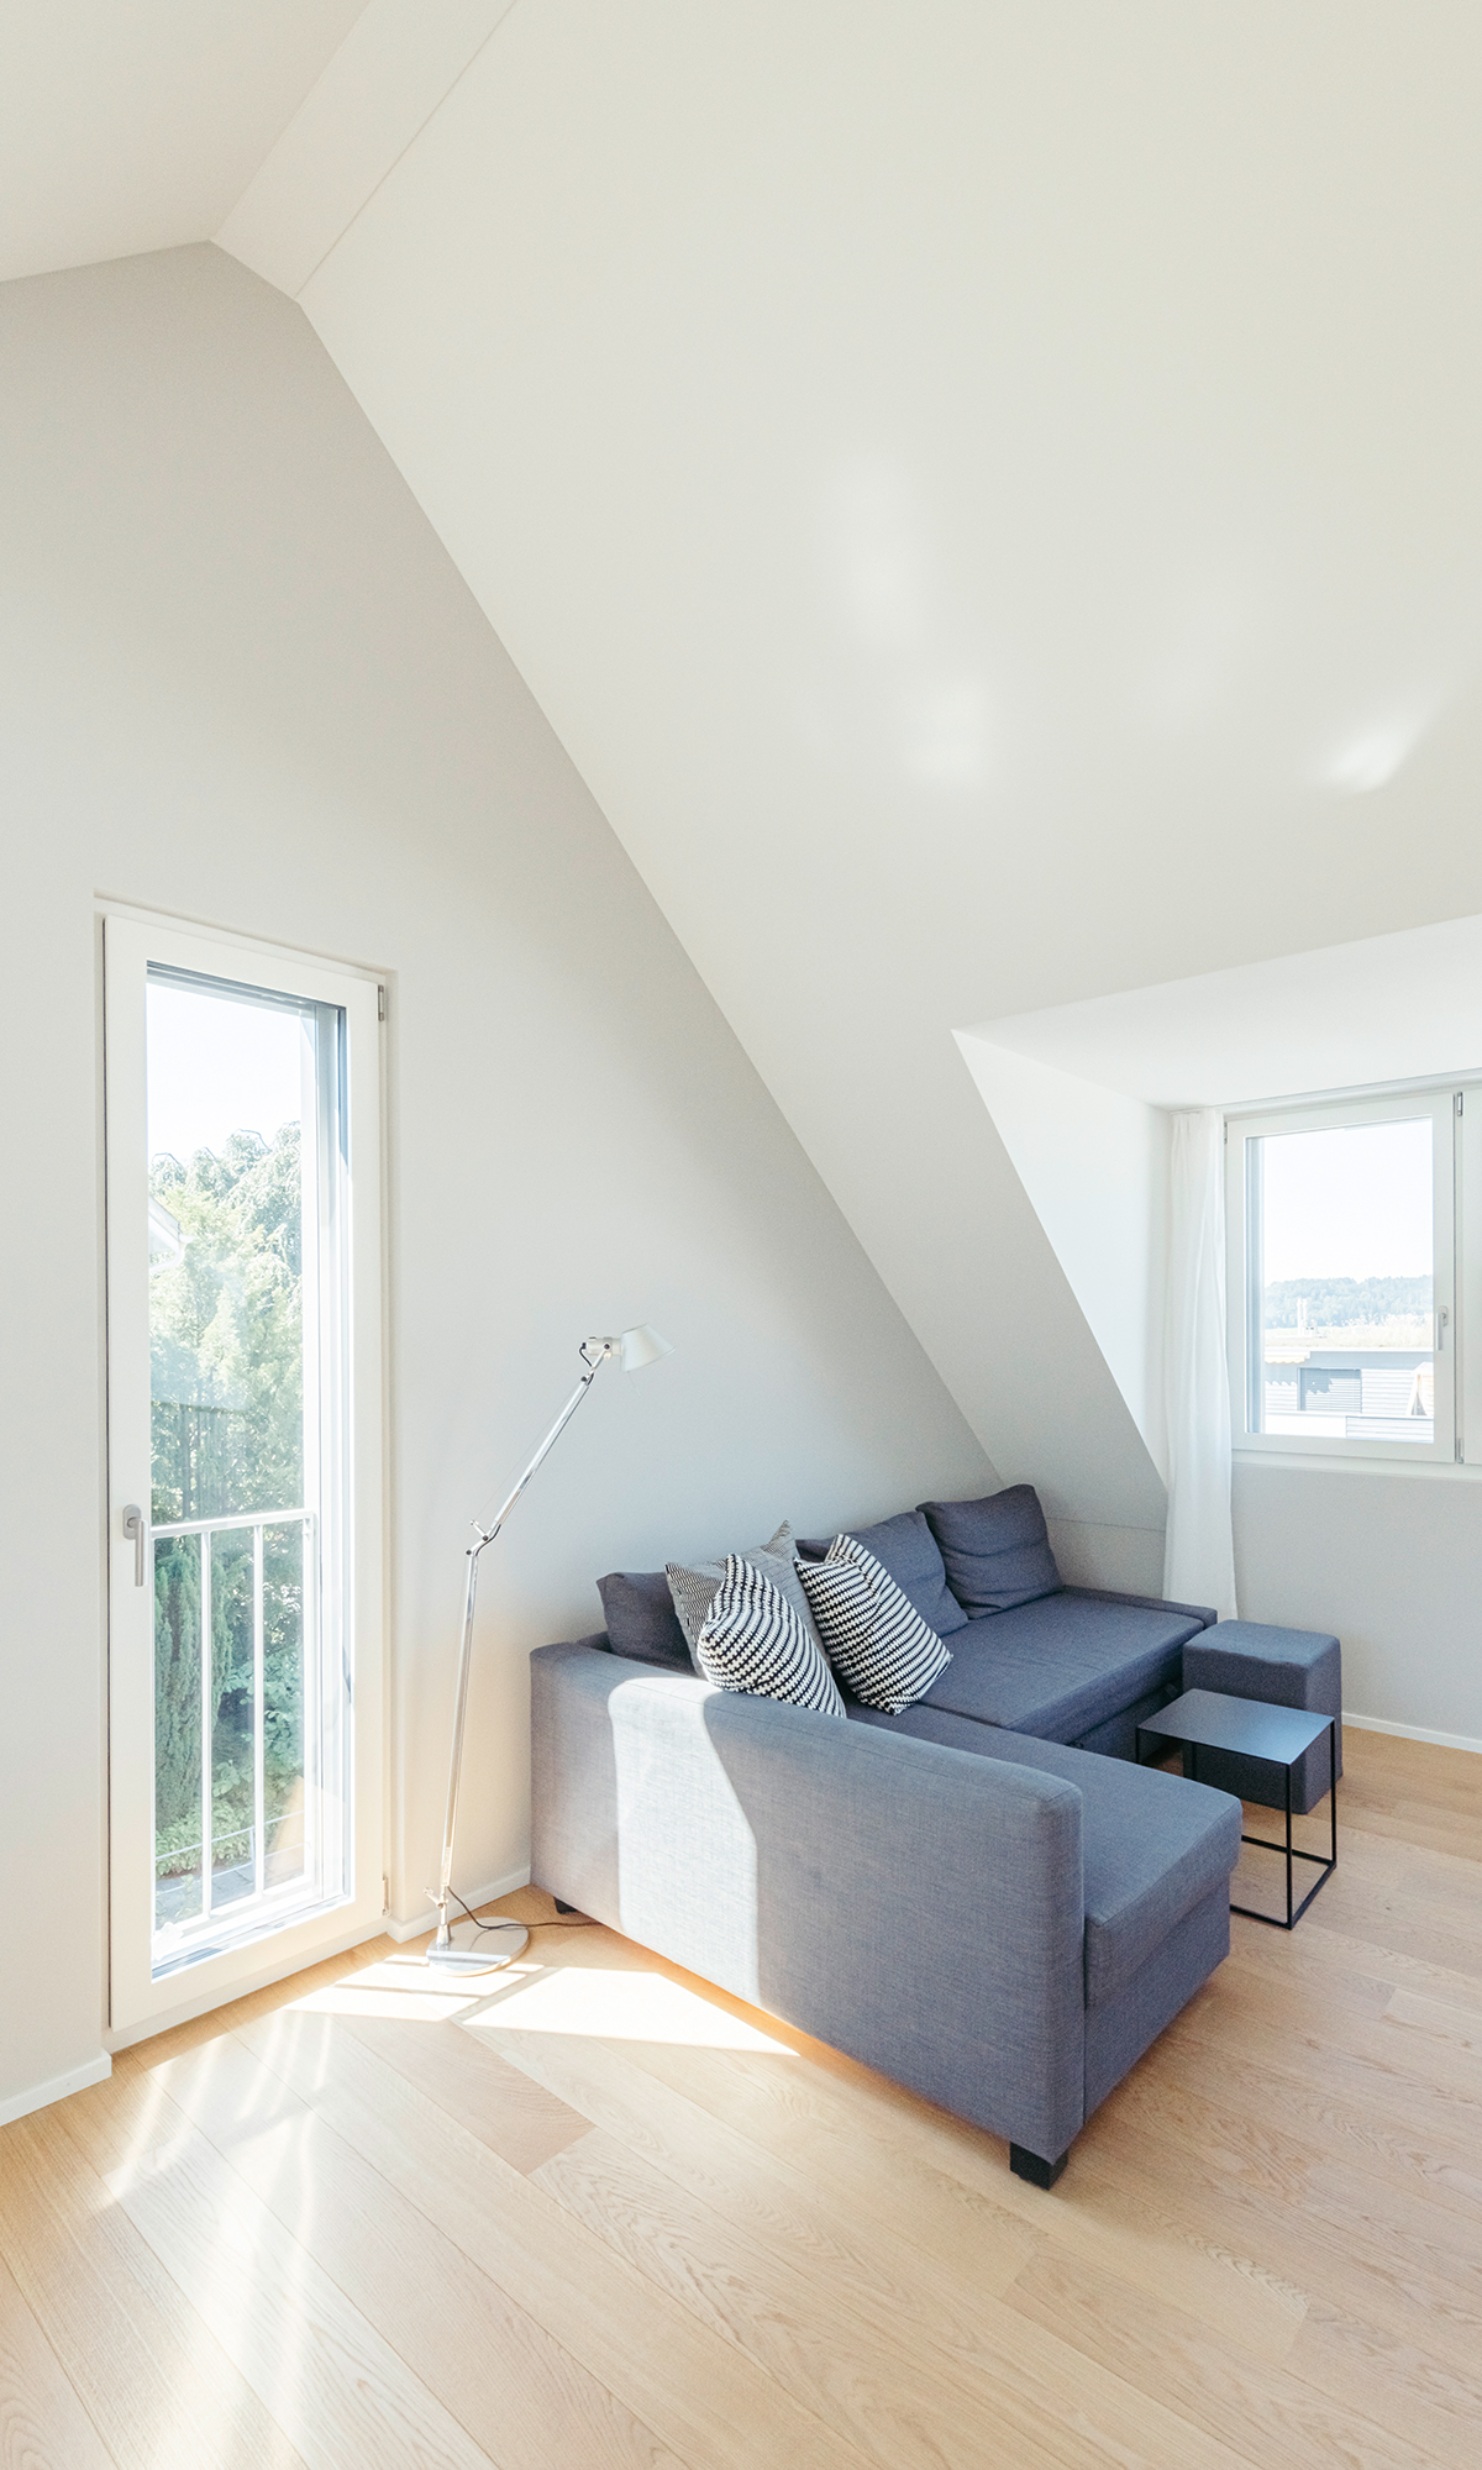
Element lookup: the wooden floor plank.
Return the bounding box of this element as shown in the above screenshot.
[1078,2092,1482,2345]
[462,1991,1040,2309]
[0,2249,116,2470]
[76,2045,680,2470]
[80,2082,502,2470]
[494,2032,1252,2470]
[1005,2246,1448,2470]
[1282,2294,1482,2468]
[535,2125,1072,2470]
[281,1956,594,2173]
[536,2120,1253,2470]
[584,2007,1309,2364]
[239,2001,873,2470]
[0,2101,309,2470]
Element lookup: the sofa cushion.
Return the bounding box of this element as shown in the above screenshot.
[798,1508,967,1637]
[596,1571,691,1668]
[921,1486,1061,1614]
[919,1593,1202,1744]
[1182,1619,1342,1814]
[850,1700,1240,2006]
[798,1535,952,1712]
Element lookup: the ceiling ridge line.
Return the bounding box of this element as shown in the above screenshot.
[288,0,528,302]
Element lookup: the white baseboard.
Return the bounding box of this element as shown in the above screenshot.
[1344,1710,1482,1755]
[384,1864,532,1944]
[0,2050,112,2129]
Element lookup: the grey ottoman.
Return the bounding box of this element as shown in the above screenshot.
[1181,1620,1342,1815]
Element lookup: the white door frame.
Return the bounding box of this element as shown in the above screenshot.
[104,910,386,2041]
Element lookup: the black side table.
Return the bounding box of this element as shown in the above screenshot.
[1137,1687,1338,1929]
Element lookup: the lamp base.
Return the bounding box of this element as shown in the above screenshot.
[425,1919,529,1974]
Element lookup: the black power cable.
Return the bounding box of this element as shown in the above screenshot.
[447,1886,591,1935]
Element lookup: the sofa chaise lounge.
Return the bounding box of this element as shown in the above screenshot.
[530,1486,1243,2185]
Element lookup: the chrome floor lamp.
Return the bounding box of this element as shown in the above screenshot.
[425,1324,673,1972]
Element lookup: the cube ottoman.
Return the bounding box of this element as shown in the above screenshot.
[1181,1619,1342,1815]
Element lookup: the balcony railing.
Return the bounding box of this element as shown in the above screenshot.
[151,1504,314,1940]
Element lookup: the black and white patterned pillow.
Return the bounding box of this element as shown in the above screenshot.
[798,1533,952,1713]
[695,1555,846,1717]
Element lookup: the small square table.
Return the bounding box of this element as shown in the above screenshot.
[1137,1687,1338,1929]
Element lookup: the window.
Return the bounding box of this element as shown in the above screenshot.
[1226,1087,1461,1464]
[105,914,384,2036]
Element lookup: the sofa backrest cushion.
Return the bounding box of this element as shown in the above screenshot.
[597,1570,691,1668]
[798,1507,967,1637]
[921,1485,1062,1615]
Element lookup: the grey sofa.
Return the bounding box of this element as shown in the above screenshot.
[529,1486,1242,2187]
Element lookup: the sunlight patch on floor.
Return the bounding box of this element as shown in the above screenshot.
[463,1962,797,2050]
[285,1952,492,2021]
[106,2060,195,2187]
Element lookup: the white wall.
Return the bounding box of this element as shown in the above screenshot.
[956,1037,1169,1477]
[1235,1462,1482,1745]
[0,243,993,2118]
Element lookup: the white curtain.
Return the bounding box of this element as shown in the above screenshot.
[1163,1108,1238,1618]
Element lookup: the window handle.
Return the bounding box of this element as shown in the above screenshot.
[122,1504,146,1587]
[1437,1306,1450,1352]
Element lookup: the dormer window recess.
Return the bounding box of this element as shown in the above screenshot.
[1225,1084,1482,1466]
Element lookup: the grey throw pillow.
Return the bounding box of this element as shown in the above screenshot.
[666,1522,824,1673]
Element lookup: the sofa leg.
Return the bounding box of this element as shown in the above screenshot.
[553,1898,579,1914]
[1010,2142,1069,2190]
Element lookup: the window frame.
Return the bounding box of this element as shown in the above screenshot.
[1225,1083,1459,1467]
[103,909,387,2042]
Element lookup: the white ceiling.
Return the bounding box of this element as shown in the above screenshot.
[0,1,368,285]
[18,3,1482,1534]
[219,0,518,298]
[971,915,1482,1112]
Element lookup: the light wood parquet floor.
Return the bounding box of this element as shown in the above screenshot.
[1,1725,1480,2468]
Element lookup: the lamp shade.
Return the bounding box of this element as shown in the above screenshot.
[619,1323,674,1373]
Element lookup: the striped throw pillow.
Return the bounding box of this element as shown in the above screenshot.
[798,1533,952,1713]
[695,1555,846,1717]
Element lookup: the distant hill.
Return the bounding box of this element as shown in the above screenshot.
[1263,1275,1432,1328]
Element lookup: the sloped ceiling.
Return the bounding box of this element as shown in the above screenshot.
[208,0,1482,1537]
[24,3,1482,1540]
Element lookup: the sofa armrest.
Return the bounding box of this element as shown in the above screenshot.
[1061,1585,1217,1630]
[530,1640,1087,2162]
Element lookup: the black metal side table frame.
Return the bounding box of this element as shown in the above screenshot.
[1137,1688,1339,1930]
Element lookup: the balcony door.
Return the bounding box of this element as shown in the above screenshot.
[105,913,384,2038]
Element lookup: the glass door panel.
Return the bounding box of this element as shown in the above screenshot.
[107,913,382,2036]
[143,967,342,1974]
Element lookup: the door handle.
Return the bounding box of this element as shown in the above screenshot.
[122,1504,146,1587]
